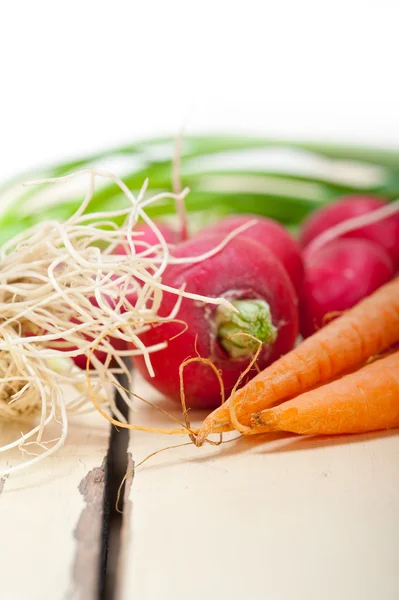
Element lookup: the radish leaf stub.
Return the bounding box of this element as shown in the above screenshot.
[215,299,277,358]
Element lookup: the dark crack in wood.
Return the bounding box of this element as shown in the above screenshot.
[100,365,131,600]
[113,452,135,598]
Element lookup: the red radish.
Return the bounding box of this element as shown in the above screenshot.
[110,219,179,317]
[71,332,126,370]
[62,295,127,370]
[115,221,178,256]
[300,238,395,337]
[299,195,399,267]
[135,221,179,245]
[132,233,299,409]
[69,222,179,370]
[72,339,125,370]
[196,214,304,297]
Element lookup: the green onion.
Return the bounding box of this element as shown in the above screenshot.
[1,135,398,245]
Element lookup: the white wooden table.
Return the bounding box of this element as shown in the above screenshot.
[118,376,399,600]
[0,410,110,600]
[1,374,399,600]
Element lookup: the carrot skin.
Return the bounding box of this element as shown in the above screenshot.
[250,350,399,435]
[198,277,399,442]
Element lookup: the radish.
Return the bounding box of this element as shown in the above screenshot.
[196,214,304,297]
[70,221,179,370]
[132,233,299,409]
[123,220,178,247]
[300,238,395,337]
[299,195,399,267]
[114,220,178,256]
[70,297,127,370]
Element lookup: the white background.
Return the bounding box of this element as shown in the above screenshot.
[1,0,399,181]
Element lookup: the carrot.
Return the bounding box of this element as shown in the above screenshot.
[196,277,399,444]
[250,349,399,435]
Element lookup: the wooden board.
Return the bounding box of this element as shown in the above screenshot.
[117,375,399,600]
[0,401,110,600]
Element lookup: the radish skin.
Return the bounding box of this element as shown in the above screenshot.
[71,222,179,370]
[197,214,304,297]
[300,195,399,267]
[300,238,395,336]
[114,221,178,256]
[132,233,299,409]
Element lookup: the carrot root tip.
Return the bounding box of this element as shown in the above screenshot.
[250,411,263,427]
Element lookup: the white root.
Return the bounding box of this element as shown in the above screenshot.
[0,169,238,475]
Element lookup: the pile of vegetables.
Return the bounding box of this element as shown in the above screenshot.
[1,135,399,473]
[0,169,240,474]
[198,277,399,442]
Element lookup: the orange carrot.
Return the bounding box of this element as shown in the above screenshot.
[250,349,399,435]
[197,277,399,444]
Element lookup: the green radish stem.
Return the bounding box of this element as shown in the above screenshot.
[215,299,277,359]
